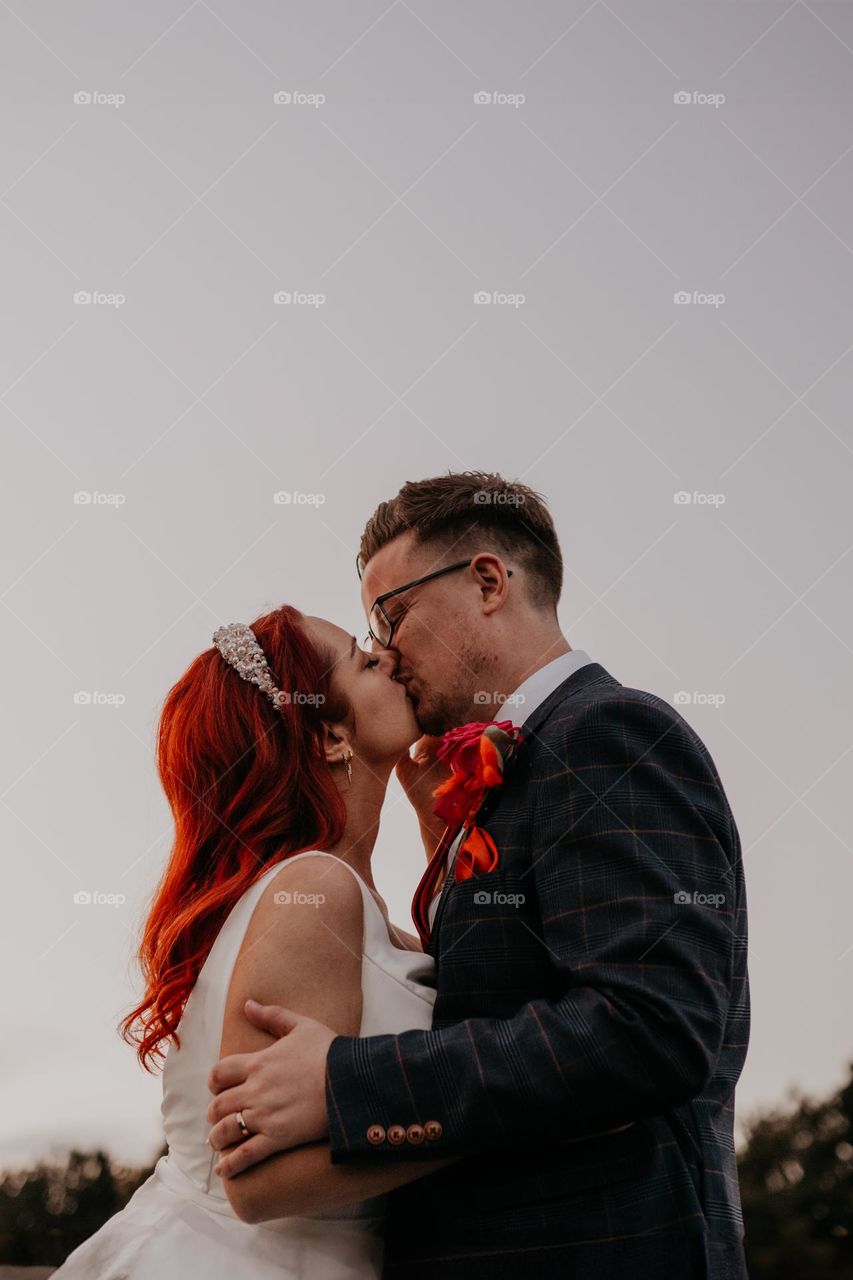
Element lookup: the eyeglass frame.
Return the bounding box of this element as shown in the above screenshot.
[356,554,513,649]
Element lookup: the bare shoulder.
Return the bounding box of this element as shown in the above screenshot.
[244,854,366,971]
[222,855,365,1049]
[254,854,365,930]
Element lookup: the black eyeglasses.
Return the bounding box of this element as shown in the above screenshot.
[358,555,513,649]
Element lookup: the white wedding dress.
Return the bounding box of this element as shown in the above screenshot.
[53,851,437,1279]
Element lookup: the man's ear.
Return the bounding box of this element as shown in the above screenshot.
[470,553,510,615]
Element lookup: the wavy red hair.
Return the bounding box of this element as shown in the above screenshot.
[120,605,348,1071]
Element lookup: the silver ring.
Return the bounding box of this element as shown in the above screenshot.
[235,1110,250,1139]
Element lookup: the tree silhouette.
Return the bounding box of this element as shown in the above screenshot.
[0,1144,165,1268]
[739,1062,853,1278]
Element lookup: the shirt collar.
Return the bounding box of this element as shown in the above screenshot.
[502,649,594,724]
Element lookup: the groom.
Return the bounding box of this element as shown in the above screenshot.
[207,471,750,1278]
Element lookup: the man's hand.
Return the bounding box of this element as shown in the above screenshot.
[396,735,450,853]
[206,999,336,1177]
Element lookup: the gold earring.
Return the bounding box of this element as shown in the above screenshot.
[345,750,353,786]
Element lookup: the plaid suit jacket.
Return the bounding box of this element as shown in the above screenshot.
[325,663,750,1279]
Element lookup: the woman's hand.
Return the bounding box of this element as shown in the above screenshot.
[395,736,451,857]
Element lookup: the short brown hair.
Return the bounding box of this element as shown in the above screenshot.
[359,471,563,608]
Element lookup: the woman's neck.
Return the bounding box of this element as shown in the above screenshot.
[322,763,392,893]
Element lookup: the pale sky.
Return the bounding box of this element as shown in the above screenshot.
[2,1,852,1170]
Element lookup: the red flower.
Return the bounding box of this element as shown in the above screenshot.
[410,720,525,944]
[432,719,523,834]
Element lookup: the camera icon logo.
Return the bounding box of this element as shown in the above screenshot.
[74,91,93,105]
[673,890,691,904]
[473,291,491,305]
[274,891,292,904]
[474,890,491,905]
[73,890,93,904]
[673,92,691,105]
[473,91,492,105]
[273,91,292,105]
[673,291,691,304]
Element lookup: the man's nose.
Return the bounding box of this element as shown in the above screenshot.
[383,648,402,678]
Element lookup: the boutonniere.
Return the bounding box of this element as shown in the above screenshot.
[432,719,524,883]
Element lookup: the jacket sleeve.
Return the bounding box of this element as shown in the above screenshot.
[325,692,740,1162]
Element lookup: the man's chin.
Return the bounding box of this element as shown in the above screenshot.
[413,700,454,738]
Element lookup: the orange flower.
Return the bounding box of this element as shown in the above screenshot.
[454,824,500,882]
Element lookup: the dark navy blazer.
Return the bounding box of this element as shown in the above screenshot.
[325,663,750,1278]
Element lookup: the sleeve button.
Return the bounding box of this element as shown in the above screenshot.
[406,1123,425,1145]
[366,1124,386,1145]
[387,1124,407,1145]
[424,1120,443,1141]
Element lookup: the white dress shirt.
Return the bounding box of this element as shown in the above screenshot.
[427,649,595,930]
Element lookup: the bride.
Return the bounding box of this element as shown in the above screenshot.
[53,604,456,1278]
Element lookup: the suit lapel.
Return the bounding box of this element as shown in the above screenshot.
[516,660,613,742]
[429,662,615,952]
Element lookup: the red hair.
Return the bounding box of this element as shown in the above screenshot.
[120,605,347,1071]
